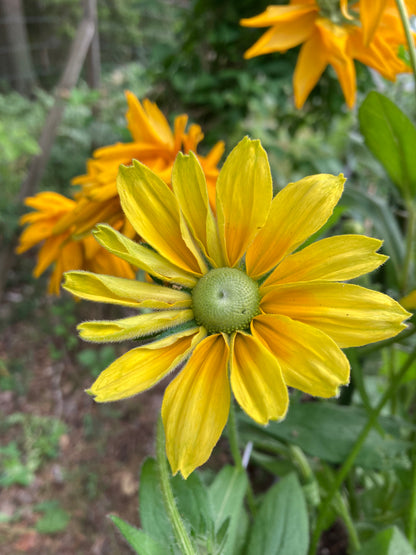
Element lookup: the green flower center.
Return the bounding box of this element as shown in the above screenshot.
[192,267,260,334]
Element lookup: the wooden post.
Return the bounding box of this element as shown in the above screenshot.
[0,0,37,95]
[0,5,97,299]
[83,0,100,89]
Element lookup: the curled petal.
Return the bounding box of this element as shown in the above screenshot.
[63,271,191,308]
[78,309,194,342]
[93,224,198,288]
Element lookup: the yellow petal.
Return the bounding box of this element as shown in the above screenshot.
[78,309,194,342]
[241,4,317,28]
[359,0,387,45]
[172,152,225,267]
[93,224,198,288]
[230,332,288,425]
[294,31,328,108]
[264,235,387,286]
[88,328,205,402]
[242,8,317,59]
[216,137,272,267]
[246,174,345,279]
[252,314,350,398]
[117,161,203,274]
[261,281,411,347]
[162,334,230,478]
[63,271,192,308]
[400,290,416,310]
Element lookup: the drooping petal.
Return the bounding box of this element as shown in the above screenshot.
[293,30,328,108]
[93,224,198,288]
[230,332,288,425]
[216,137,272,267]
[359,0,387,45]
[246,174,345,279]
[88,327,205,402]
[78,309,194,342]
[172,152,225,267]
[241,7,317,58]
[117,161,203,274]
[264,235,387,286]
[63,271,192,308]
[252,314,350,398]
[162,334,230,478]
[317,18,356,108]
[261,281,410,347]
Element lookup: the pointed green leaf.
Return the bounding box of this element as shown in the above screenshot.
[139,458,174,547]
[247,473,309,555]
[109,515,168,555]
[209,465,248,555]
[356,526,415,555]
[359,91,416,199]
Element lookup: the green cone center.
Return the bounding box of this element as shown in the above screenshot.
[192,267,260,334]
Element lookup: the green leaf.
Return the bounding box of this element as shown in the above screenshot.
[356,526,415,555]
[139,458,174,547]
[359,91,416,199]
[110,515,168,555]
[209,465,248,555]
[239,402,410,470]
[247,473,309,555]
[171,471,215,543]
[341,186,405,285]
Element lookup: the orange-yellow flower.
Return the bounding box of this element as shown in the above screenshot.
[16,192,135,295]
[63,138,410,477]
[241,0,414,108]
[17,93,224,294]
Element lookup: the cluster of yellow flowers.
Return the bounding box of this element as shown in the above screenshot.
[17,92,224,294]
[17,1,414,477]
[241,0,416,107]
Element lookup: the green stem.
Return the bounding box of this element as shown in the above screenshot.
[156,417,196,555]
[395,0,416,95]
[334,491,361,552]
[402,202,416,294]
[227,401,257,516]
[407,443,416,545]
[309,348,416,555]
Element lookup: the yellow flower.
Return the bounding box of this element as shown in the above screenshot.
[16,192,135,295]
[63,138,410,478]
[17,93,224,294]
[67,91,224,233]
[240,0,413,108]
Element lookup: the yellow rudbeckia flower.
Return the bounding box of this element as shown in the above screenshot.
[63,138,410,478]
[241,0,414,108]
[17,93,224,294]
[16,192,135,295]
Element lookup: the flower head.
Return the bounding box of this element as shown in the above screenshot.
[241,0,415,108]
[63,138,410,477]
[17,93,224,294]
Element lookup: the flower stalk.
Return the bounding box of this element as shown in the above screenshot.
[395,0,416,94]
[309,347,416,554]
[156,417,197,555]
